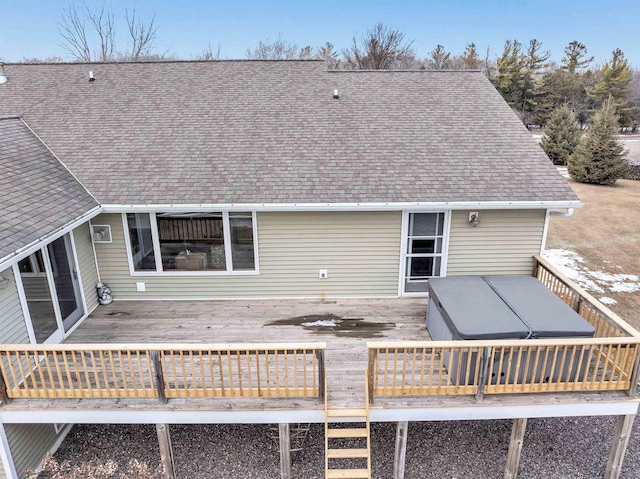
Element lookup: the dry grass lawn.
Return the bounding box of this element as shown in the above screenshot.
[546,179,640,329]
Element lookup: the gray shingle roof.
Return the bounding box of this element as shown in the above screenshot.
[0,61,578,205]
[0,117,99,261]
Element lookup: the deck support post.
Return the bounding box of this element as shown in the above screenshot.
[279,423,291,479]
[393,421,409,479]
[605,414,636,479]
[504,418,527,479]
[151,351,167,404]
[156,424,175,479]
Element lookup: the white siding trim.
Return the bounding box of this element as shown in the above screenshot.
[102,201,581,213]
[397,212,409,298]
[222,213,234,271]
[12,264,36,345]
[68,230,88,334]
[87,219,102,282]
[540,208,551,254]
[251,212,260,275]
[108,295,397,301]
[0,422,17,479]
[441,210,452,277]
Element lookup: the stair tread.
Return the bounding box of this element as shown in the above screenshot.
[327,448,369,458]
[326,428,369,438]
[327,408,367,418]
[326,469,370,479]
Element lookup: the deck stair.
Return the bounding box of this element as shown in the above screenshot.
[324,377,372,479]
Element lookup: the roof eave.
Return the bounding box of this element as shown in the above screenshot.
[101,200,583,213]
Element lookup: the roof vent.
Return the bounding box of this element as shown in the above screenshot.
[333,89,339,100]
[88,71,95,82]
[0,63,7,84]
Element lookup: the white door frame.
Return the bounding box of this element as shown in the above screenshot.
[399,210,452,297]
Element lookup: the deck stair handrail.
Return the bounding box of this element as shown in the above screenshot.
[367,337,640,403]
[0,342,326,404]
[533,255,640,338]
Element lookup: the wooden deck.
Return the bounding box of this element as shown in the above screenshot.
[67,297,428,409]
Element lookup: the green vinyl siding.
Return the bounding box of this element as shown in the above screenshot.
[446,209,546,276]
[73,222,99,313]
[93,211,403,299]
[0,268,30,345]
[5,424,58,479]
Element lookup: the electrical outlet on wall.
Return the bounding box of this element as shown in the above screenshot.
[319,269,328,279]
[136,282,146,292]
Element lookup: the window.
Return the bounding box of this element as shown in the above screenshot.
[403,212,446,293]
[17,251,46,276]
[126,214,157,271]
[125,212,257,274]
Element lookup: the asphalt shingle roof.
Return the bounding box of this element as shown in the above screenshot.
[0,117,99,261]
[0,61,578,205]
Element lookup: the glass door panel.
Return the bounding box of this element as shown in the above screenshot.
[47,234,84,332]
[18,251,60,343]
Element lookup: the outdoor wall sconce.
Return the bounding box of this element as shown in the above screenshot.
[0,275,9,291]
[468,211,481,227]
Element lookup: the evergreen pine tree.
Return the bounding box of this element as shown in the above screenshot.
[561,41,594,74]
[460,43,480,69]
[541,106,582,165]
[589,49,633,124]
[568,99,628,184]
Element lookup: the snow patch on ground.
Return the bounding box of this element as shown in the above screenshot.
[302,319,341,327]
[599,297,618,306]
[542,249,640,296]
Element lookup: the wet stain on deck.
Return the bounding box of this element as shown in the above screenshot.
[266,313,395,338]
[106,311,131,316]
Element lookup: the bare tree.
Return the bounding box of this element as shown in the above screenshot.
[246,35,299,60]
[57,2,160,62]
[125,7,158,60]
[343,23,414,70]
[198,43,222,61]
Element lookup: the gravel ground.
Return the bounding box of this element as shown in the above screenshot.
[49,416,640,478]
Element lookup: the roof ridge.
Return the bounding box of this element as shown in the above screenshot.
[3,59,326,66]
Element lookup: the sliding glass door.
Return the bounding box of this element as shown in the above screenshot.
[47,234,84,332]
[17,233,84,343]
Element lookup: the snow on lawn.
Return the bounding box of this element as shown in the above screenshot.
[542,249,640,296]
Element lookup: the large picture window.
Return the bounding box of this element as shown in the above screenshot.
[403,212,447,293]
[124,212,257,274]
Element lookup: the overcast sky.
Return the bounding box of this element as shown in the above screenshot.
[1,0,638,66]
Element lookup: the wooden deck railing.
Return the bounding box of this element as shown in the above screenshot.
[0,343,326,404]
[367,337,640,402]
[533,255,640,338]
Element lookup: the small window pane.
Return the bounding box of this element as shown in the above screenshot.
[437,213,444,236]
[127,213,157,271]
[157,213,226,271]
[409,256,434,278]
[411,239,436,254]
[411,213,437,236]
[18,257,33,273]
[230,213,255,271]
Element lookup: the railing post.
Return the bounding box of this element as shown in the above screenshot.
[151,350,167,404]
[475,347,491,401]
[627,346,640,397]
[0,367,10,405]
[531,257,539,278]
[367,348,376,404]
[315,349,325,401]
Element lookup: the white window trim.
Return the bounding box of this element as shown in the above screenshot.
[399,210,451,297]
[123,211,260,276]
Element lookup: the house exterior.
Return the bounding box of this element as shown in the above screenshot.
[3,61,632,479]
